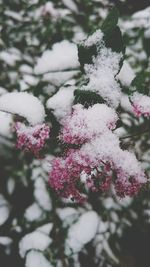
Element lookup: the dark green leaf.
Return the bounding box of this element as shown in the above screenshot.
[101,7,119,33]
[78,44,97,72]
[74,89,105,107]
[131,72,150,96]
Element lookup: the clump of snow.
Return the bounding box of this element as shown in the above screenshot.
[19,231,52,258]
[117,60,135,87]
[24,203,43,222]
[131,92,150,117]
[0,92,46,125]
[34,177,52,211]
[37,223,53,235]
[25,251,53,267]
[0,194,10,226]
[47,86,75,121]
[66,211,99,253]
[84,30,103,47]
[35,41,79,74]
[0,112,12,137]
[82,46,122,108]
[40,1,60,19]
[62,0,78,12]
[0,236,12,246]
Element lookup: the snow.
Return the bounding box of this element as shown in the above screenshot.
[37,223,53,235]
[131,92,150,117]
[82,46,122,108]
[66,211,99,253]
[62,0,78,13]
[0,50,20,66]
[46,86,75,120]
[25,251,53,267]
[0,194,10,226]
[43,71,78,87]
[0,112,12,137]
[0,237,12,246]
[19,231,52,258]
[24,203,43,222]
[61,104,118,143]
[84,30,103,47]
[0,92,45,125]
[34,177,52,211]
[35,41,79,74]
[117,60,135,86]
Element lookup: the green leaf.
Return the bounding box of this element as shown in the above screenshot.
[74,89,105,107]
[101,7,119,33]
[131,72,150,96]
[143,37,150,56]
[78,44,97,72]
[103,26,125,54]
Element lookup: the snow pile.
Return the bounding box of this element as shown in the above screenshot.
[0,92,46,125]
[19,230,52,258]
[35,41,79,74]
[81,30,122,108]
[131,92,150,117]
[66,211,99,253]
[47,86,75,120]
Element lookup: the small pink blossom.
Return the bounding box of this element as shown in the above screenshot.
[131,92,150,117]
[15,122,50,156]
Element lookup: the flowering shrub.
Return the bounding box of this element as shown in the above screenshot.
[0,2,149,267]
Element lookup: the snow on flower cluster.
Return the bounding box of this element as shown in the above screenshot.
[15,122,50,157]
[81,30,122,108]
[61,104,118,144]
[49,103,146,202]
[131,92,150,117]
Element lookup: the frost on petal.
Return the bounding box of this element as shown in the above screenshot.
[19,231,52,258]
[35,41,79,74]
[0,92,45,125]
[15,122,50,156]
[25,251,53,267]
[66,211,99,254]
[131,92,150,117]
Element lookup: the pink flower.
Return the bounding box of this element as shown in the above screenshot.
[131,92,150,117]
[61,104,118,145]
[15,122,50,156]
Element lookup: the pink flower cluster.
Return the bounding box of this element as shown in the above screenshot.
[15,122,50,157]
[49,104,146,202]
[131,92,150,118]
